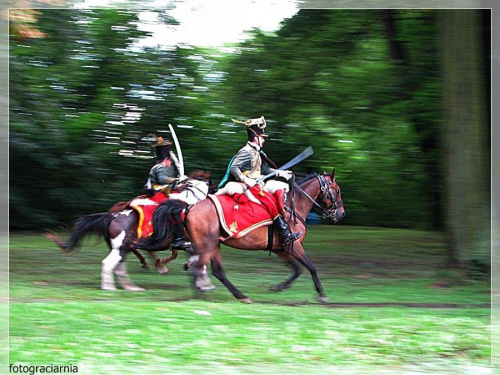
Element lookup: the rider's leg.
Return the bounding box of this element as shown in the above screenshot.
[171,223,191,250]
[274,214,302,245]
[257,189,302,246]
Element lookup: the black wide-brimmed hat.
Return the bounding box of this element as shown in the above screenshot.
[232,116,268,142]
[148,134,172,161]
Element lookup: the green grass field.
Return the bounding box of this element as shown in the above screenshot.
[9,226,491,374]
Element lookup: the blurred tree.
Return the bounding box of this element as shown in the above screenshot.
[9,9,48,39]
[440,9,491,268]
[9,7,490,252]
[9,9,220,227]
[380,10,443,226]
[9,9,152,227]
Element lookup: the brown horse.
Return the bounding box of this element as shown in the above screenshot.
[136,170,345,303]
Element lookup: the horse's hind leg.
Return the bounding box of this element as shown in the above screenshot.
[209,249,251,303]
[101,227,143,292]
[101,248,121,291]
[115,261,145,292]
[187,254,214,290]
[271,252,303,292]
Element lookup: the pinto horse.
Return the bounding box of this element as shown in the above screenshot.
[45,176,213,292]
[136,170,345,303]
[126,170,217,271]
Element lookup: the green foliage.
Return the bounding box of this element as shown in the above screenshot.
[9,9,452,232]
[216,10,440,229]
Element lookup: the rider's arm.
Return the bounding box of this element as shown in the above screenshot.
[155,165,177,185]
[262,161,292,180]
[261,161,276,177]
[230,149,252,182]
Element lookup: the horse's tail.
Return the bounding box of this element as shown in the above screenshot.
[44,212,113,254]
[135,199,188,251]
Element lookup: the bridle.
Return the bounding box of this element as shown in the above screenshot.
[291,173,343,220]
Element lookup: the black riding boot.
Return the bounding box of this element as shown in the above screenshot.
[274,215,302,245]
[171,224,191,250]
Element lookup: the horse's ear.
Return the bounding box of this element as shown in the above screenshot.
[331,168,336,178]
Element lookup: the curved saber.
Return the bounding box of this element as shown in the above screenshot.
[168,123,184,176]
[258,146,313,182]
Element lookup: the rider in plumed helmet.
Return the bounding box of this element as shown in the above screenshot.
[220,116,302,246]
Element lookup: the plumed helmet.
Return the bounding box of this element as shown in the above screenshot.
[232,116,268,142]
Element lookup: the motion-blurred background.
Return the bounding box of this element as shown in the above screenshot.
[9,6,490,273]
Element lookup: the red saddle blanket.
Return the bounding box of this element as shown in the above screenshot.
[209,189,284,239]
[130,192,170,238]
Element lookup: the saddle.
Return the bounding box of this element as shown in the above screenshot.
[108,191,171,238]
[209,187,286,239]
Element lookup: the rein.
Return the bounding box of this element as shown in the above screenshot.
[187,182,208,201]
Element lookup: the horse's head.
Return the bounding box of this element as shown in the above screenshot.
[189,170,211,181]
[172,170,213,204]
[188,170,216,193]
[317,169,345,223]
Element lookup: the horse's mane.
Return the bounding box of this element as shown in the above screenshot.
[296,173,318,185]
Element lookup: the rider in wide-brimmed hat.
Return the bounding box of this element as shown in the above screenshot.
[145,135,190,250]
[147,136,177,191]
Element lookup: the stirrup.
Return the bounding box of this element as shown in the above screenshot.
[282,231,302,245]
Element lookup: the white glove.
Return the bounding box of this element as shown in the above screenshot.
[276,170,293,180]
[243,176,257,187]
[178,175,189,183]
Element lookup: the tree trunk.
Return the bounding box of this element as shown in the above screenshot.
[441,10,490,268]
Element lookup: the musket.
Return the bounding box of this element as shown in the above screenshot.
[168,123,185,177]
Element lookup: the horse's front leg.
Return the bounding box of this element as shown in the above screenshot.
[147,251,169,274]
[132,248,149,269]
[208,249,251,303]
[290,243,327,303]
[156,250,179,272]
[270,252,303,292]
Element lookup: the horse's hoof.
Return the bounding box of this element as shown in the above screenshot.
[101,286,117,291]
[195,275,216,291]
[157,267,169,274]
[141,265,149,269]
[270,284,285,292]
[126,286,145,292]
[240,298,253,304]
[317,296,328,304]
[197,286,216,292]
